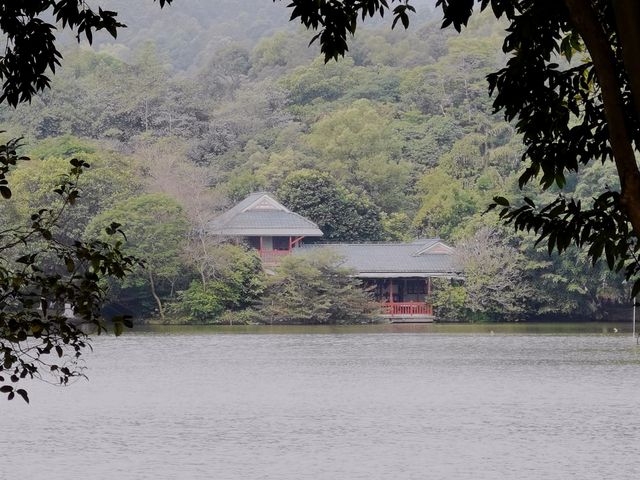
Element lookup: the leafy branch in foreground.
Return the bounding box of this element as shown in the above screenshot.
[0,0,173,106]
[275,0,415,62]
[489,192,640,295]
[0,137,140,402]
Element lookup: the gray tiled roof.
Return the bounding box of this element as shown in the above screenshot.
[207,192,323,237]
[297,239,461,278]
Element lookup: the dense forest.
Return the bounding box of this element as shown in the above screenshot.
[0,0,628,323]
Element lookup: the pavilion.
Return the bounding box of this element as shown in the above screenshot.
[208,193,461,321]
[297,239,462,322]
[206,192,323,265]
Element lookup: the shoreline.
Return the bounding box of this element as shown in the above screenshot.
[130,321,636,336]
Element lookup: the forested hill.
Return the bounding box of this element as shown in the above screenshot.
[70,0,297,70]
[0,1,627,322]
[60,0,438,71]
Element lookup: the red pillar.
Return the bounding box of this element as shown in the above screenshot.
[389,279,394,304]
[426,277,433,316]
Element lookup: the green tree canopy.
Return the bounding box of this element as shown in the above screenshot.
[3,136,141,242]
[172,244,265,324]
[85,193,189,322]
[279,0,640,294]
[258,249,377,324]
[434,227,534,322]
[277,169,384,242]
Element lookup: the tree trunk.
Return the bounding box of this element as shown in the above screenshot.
[199,266,207,288]
[198,232,209,288]
[144,99,149,132]
[611,0,640,122]
[564,0,640,236]
[148,270,165,322]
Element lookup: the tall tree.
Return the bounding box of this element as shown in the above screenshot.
[86,193,189,322]
[433,227,534,321]
[277,0,640,292]
[278,169,384,242]
[259,249,377,324]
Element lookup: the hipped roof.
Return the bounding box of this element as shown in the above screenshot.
[297,239,461,278]
[207,192,323,237]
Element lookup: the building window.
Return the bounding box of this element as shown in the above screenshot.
[272,236,290,251]
[406,279,426,295]
[247,237,261,250]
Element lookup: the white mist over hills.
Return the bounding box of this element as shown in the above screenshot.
[68,0,439,70]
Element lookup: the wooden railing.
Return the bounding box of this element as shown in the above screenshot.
[258,249,290,265]
[381,302,433,316]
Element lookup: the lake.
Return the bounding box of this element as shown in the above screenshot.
[2,323,640,480]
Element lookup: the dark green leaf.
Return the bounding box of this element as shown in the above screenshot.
[16,389,29,403]
[493,196,510,207]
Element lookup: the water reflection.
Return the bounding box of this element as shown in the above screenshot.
[137,321,636,335]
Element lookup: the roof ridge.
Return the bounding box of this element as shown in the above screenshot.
[303,242,433,246]
[241,192,290,213]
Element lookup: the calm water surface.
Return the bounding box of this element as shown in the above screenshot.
[2,324,640,480]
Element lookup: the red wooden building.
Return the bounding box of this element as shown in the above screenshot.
[297,240,461,322]
[206,192,323,265]
[209,193,461,322]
